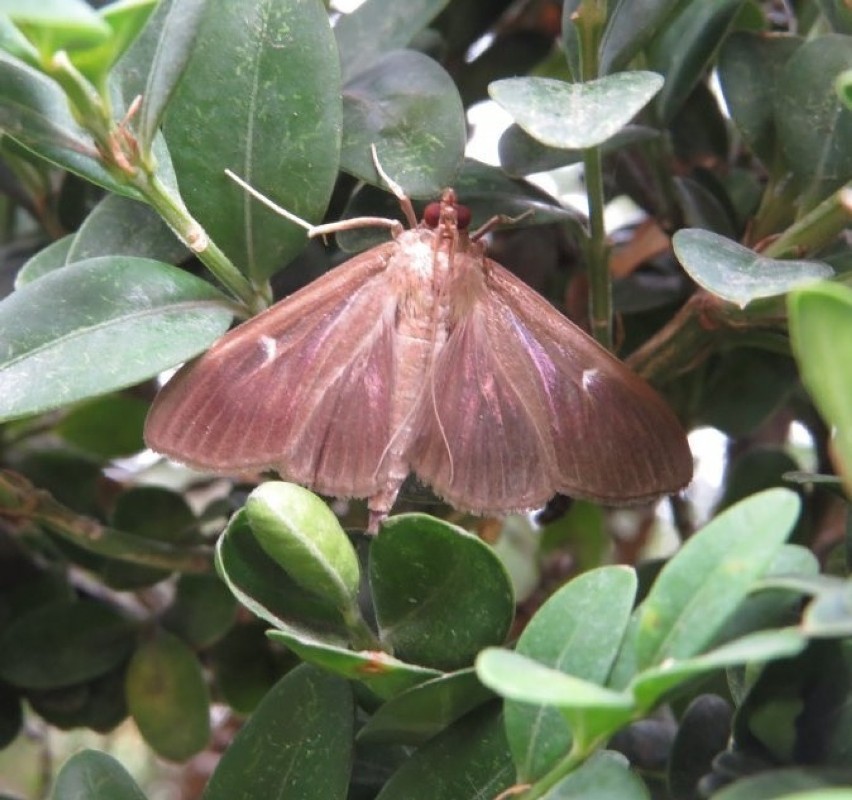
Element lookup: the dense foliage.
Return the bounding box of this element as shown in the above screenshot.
[0,0,851,798]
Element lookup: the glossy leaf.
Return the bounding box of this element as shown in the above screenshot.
[373,705,514,800]
[334,0,450,82]
[1,0,111,55]
[161,574,238,649]
[66,193,187,265]
[164,0,342,281]
[672,229,833,308]
[0,256,233,422]
[14,234,75,286]
[599,0,680,75]
[0,600,136,689]
[267,628,441,700]
[134,0,208,155]
[357,668,494,745]
[717,32,802,165]
[55,393,148,458]
[505,567,637,781]
[542,750,650,800]
[789,282,852,493]
[215,509,348,636]
[648,0,744,122]
[489,72,664,149]
[204,665,353,800]
[245,482,361,611]
[630,488,801,674]
[0,52,135,196]
[370,514,514,671]
[51,750,146,800]
[125,631,210,761]
[341,49,465,197]
[776,34,852,197]
[802,579,852,637]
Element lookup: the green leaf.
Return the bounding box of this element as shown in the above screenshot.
[341,49,465,197]
[0,52,135,196]
[66,194,187,265]
[0,0,111,55]
[0,600,136,689]
[505,566,637,781]
[51,750,146,800]
[357,668,494,745]
[838,68,852,110]
[631,488,801,672]
[776,34,852,197]
[630,628,807,710]
[717,32,802,165]
[489,72,664,150]
[129,0,208,156]
[267,628,441,700]
[203,665,353,800]
[647,0,744,122]
[55,393,147,458]
[125,631,210,761]
[334,0,450,82]
[788,282,852,495]
[370,514,514,671]
[245,482,361,611]
[373,705,514,800]
[161,574,238,649]
[0,256,233,422]
[164,0,342,282]
[672,229,833,308]
[14,233,74,286]
[541,750,650,800]
[215,509,348,635]
[802,580,852,637]
[599,0,680,75]
[711,768,852,800]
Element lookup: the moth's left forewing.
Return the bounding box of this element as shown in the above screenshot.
[484,260,693,503]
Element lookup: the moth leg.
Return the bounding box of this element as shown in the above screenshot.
[370,143,418,229]
[470,210,534,241]
[225,169,404,239]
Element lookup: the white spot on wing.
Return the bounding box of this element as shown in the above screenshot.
[259,335,277,365]
[582,368,599,392]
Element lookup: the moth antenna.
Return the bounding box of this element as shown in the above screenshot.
[470,210,535,242]
[370,143,418,229]
[226,167,404,239]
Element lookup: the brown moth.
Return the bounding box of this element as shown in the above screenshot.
[145,158,692,532]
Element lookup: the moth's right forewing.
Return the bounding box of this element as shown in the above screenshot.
[144,243,399,497]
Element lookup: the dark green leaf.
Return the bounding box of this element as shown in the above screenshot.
[711,769,852,800]
[648,0,744,122]
[599,0,680,74]
[341,49,465,197]
[370,514,514,671]
[203,665,353,800]
[776,34,852,198]
[14,234,74,286]
[51,750,146,800]
[717,32,802,164]
[506,567,636,781]
[134,0,208,155]
[373,705,514,800]
[0,600,136,689]
[165,0,342,281]
[0,52,135,196]
[126,631,210,761]
[334,0,450,82]
[162,574,238,649]
[0,256,233,422]
[788,281,852,494]
[67,193,187,265]
[357,668,493,745]
[673,176,737,239]
[489,72,663,149]
[55,393,148,458]
[802,581,852,637]
[0,683,22,749]
[818,0,852,35]
[672,229,833,308]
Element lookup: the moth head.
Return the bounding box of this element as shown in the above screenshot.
[423,189,472,232]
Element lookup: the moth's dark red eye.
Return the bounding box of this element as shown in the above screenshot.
[456,204,472,230]
[423,202,441,228]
